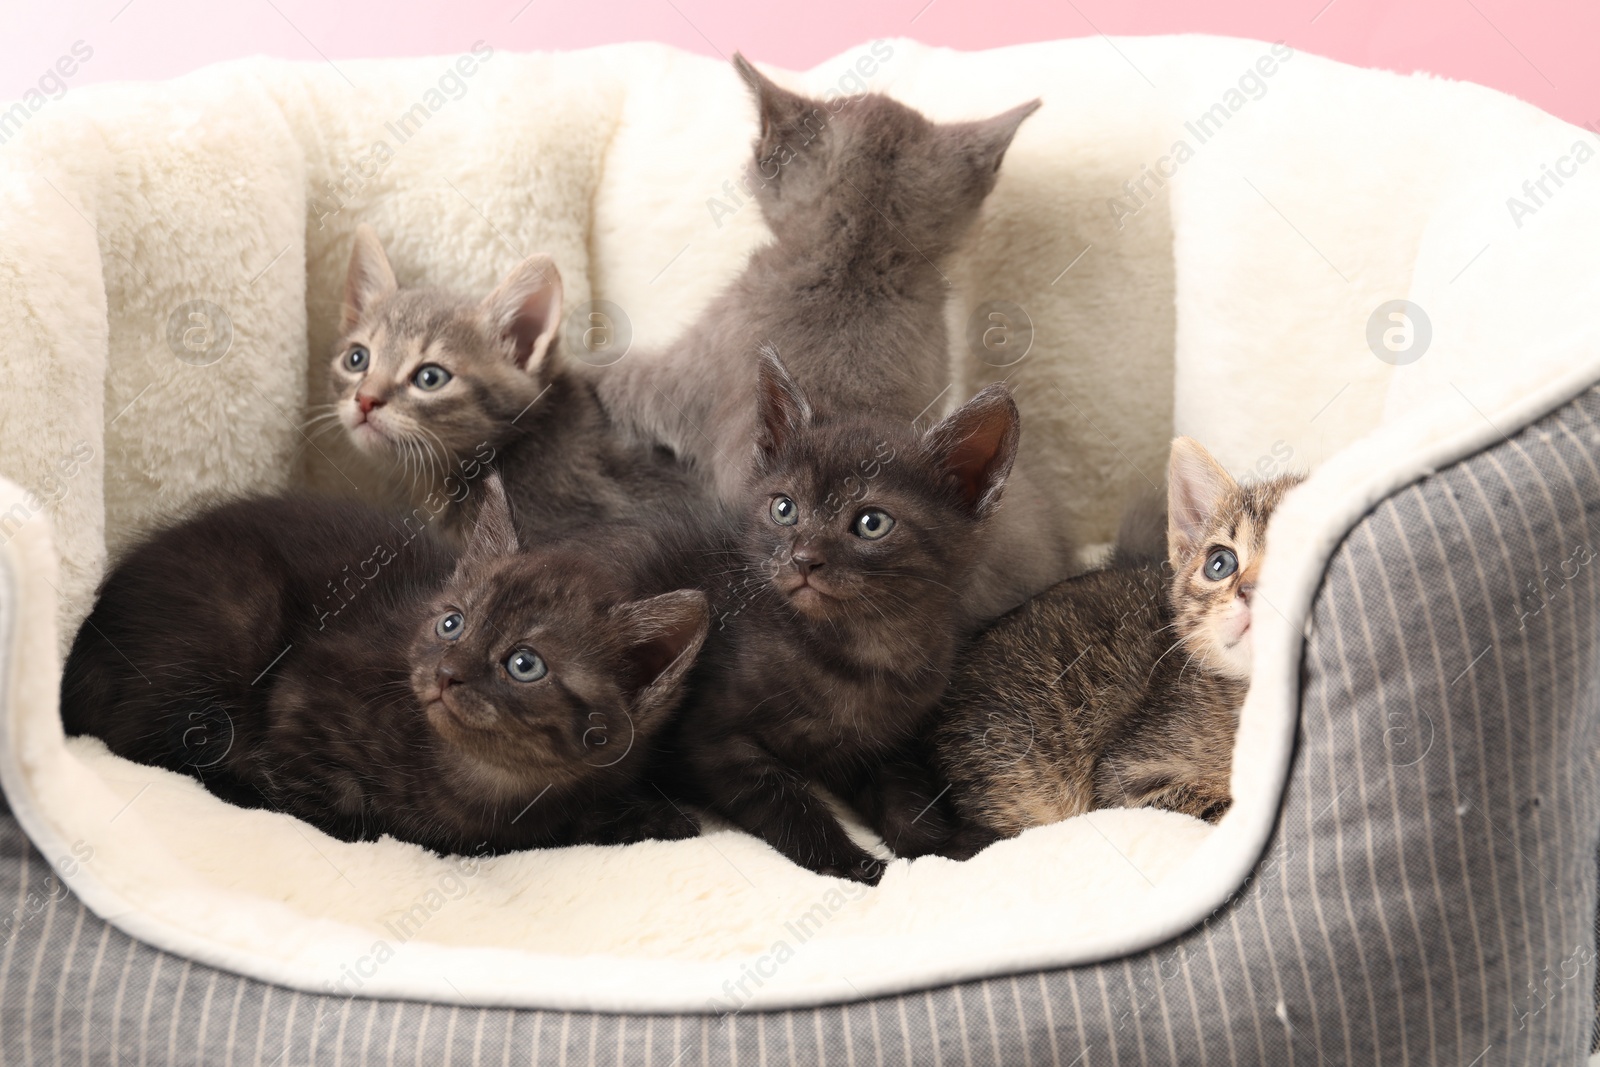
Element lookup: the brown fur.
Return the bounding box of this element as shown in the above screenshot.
[933,438,1304,852]
[60,475,709,855]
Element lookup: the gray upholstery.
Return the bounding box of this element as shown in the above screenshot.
[4,386,1599,1063]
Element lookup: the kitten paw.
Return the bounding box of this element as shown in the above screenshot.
[575,794,701,845]
[935,822,1001,862]
[636,802,701,842]
[814,851,886,886]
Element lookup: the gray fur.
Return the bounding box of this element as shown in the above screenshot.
[589,56,1072,620]
[327,227,714,547]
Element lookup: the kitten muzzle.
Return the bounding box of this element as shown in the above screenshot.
[780,573,841,617]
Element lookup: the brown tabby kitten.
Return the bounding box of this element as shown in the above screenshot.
[60,475,709,855]
[591,56,1073,620]
[933,438,1304,854]
[325,226,710,544]
[673,350,1019,884]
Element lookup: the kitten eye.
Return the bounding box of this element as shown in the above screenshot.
[1203,548,1238,581]
[504,649,547,683]
[343,346,369,373]
[770,495,798,526]
[412,364,452,391]
[436,612,464,639]
[852,509,895,540]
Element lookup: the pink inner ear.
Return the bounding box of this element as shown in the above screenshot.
[930,388,1018,511]
[625,611,706,701]
[618,590,708,704]
[342,228,398,333]
[501,283,558,369]
[946,424,1008,505]
[1165,442,1240,561]
[756,349,811,455]
[629,630,683,695]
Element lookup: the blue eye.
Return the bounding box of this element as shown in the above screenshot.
[505,649,547,683]
[770,496,798,526]
[853,509,894,540]
[344,346,369,372]
[413,364,452,391]
[1204,548,1238,581]
[436,612,464,639]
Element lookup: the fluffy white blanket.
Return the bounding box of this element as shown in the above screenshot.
[0,34,1596,1010]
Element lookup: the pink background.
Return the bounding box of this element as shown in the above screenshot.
[4,0,1595,127]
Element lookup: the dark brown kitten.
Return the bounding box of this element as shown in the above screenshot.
[60,476,708,855]
[591,56,1072,620]
[933,438,1304,854]
[325,226,711,545]
[673,351,1019,884]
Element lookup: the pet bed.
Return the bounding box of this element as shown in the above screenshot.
[0,32,1598,1063]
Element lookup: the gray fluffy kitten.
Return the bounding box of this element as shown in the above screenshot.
[589,55,1077,622]
[327,227,713,546]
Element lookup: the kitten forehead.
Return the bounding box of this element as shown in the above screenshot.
[758,435,947,524]
[447,552,627,639]
[762,419,929,497]
[368,289,488,354]
[1199,474,1303,547]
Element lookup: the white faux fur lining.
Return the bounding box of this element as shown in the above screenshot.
[1,35,1596,1012]
[7,357,1594,1012]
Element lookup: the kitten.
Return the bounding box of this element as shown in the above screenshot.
[673,350,1019,884]
[590,56,1074,620]
[325,226,713,545]
[60,475,709,855]
[933,437,1304,854]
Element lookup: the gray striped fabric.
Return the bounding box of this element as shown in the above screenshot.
[4,386,1600,1064]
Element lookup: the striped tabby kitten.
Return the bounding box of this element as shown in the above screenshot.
[934,437,1303,854]
[325,226,710,545]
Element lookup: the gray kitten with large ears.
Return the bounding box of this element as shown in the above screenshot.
[332,225,712,545]
[590,55,1076,620]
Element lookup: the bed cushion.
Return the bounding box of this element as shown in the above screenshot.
[1,383,1596,1062]
[1,29,1599,1027]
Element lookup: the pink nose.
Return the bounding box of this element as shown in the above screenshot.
[357,394,383,415]
[436,661,459,691]
[1238,581,1255,603]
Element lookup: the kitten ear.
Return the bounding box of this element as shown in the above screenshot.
[461,471,519,566]
[481,254,563,372]
[955,99,1041,177]
[732,53,819,170]
[342,224,398,333]
[612,589,710,722]
[924,384,1020,518]
[1166,437,1238,561]
[755,345,812,459]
